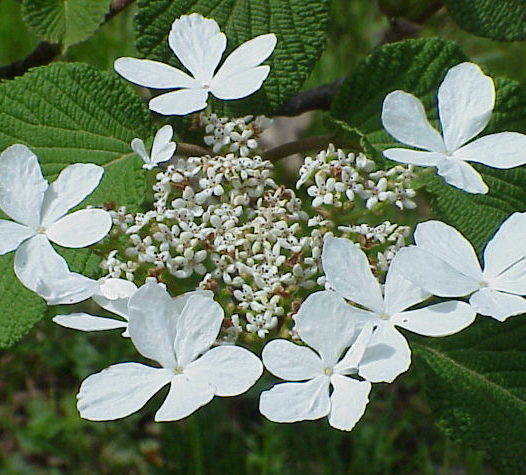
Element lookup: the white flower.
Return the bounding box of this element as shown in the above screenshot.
[0,144,112,304]
[322,237,476,382]
[259,294,382,431]
[381,62,526,194]
[114,13,277,115]
[132,125,176,170]
[395,213,526,321]
[77,283,262,421]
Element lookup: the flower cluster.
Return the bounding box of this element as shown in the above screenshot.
[3,11,526,435]
[298,144,417,210]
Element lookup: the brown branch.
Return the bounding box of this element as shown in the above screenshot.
[0,0,136,81]
[261,134,361,163]
[175,143,212,158]
[274,78,345,116]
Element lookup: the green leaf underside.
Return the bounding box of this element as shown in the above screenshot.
[445,0,526,42]
[413,316,526,474]
[331,37,526,470]
[0,254,46,349]
[135,0,330,115]
[22,0,111,48]
[0,61,152,348]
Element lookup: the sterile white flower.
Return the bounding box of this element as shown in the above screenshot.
[322,237,476,382]
[259,293,383,431]
[77,283,262,421]
[114,13,277,115]
[132,125,177,170]
[381,62,526,194]
[0,144,112,304]
[395,213,526,321]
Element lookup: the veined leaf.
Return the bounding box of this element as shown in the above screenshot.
[445,0,526,42]
[0,61,153,348]
[134,0,330,115]
[22,0,111,48]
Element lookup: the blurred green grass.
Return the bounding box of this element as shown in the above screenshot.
[1,0,518,472]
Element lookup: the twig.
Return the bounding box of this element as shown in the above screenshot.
[175,143,212,158]
[0,0,136,80]
[261,134,361,163]
[274,78,345,116]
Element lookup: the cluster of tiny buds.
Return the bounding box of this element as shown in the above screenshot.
[298,144,417,211]
[201,113,273,156]
[100,118,418,342]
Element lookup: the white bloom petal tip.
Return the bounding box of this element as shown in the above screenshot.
[381,61,525,194]
[115,13,277,115]
[133,125,177,170]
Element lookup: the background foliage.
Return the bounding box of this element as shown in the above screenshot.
[1,0,526,473]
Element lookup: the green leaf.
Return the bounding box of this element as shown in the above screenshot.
[0,61,153,347]
[412,316,526,474]
[330,37,526,470]
[445,0,526,42]
[0,254,46,349]
[135,0,330,115]
[21,0,111,48]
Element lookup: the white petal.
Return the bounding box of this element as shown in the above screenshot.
[77,362,172,421]
[46,209,111,248]
[14,234,98,304]
[328,375,371,431]
[0,220,34,255]
[454,132,526,169]
[438,62,495,151]
[392,301,475,336]
[40,163,104,226]
[384,253,431,315]
[383,149,445,167]
[169,13,226,83]
[482,212,526,293]
[155,374,215,422]
[262,339,323,381]
[359,322,411,383]
[0,144,47,227]
[211,65,270,100]
[470,288,526,322]
[322,237,384,313]
[294,291,369,366]
[93,278,137,318]
[131,138,150,164]
[381,90,445,152]
[173,289,214,314]
[334,322,374,374]
[53,313,127,332]
[128,282,179,369]
[394,247,480,297]
[259,376,330,423]
[114,57,198,89]
[174,294,224,367]
[414,220,483,282]
[151,125,176,165]
[436,158,488,194]
[149,89,209,116]
[185,345,263,396]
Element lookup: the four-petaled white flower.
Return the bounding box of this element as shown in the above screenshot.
[395,213,526,321]
[322,237,476,381]
[115,13,277,116]
[132,125,177,170]
[260,292,383,431]
[0,144,112,304]
[77,283,263,421]
[382,62,526,194]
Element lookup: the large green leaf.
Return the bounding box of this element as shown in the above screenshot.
[413,316,526,474]
[445,0,526,42]
[134,0,330,115]
[0,61,152,348]
[21,0,111,48]
[330,37,526,470]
